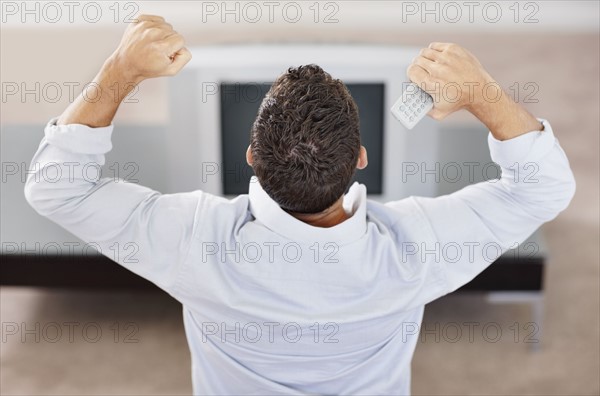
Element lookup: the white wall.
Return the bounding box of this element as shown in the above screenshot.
[2,1,598,32]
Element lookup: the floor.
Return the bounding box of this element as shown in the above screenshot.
[1,33,599,395]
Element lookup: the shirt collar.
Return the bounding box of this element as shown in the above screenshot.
[248,176,368,245]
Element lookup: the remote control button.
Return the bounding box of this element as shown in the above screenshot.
[409,116,414,121]
[399,105,405,111]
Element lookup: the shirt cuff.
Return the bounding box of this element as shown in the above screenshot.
[44,117,114,155]
[487,118,555,169]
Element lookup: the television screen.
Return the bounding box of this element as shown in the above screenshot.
[220,82,384,195]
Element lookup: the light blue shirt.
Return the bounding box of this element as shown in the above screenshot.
[25,118,575,394]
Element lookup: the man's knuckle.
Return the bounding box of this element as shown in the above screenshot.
[143,27,161,37]
[447,43,462,54]
[427,65,438,77]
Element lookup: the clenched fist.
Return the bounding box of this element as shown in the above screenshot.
[57,14,192,127]
[110,14,192,82]
[407,42,496,121]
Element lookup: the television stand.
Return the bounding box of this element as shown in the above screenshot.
[453,231,547,350]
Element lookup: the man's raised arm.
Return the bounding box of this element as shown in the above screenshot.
[24,15,197,293]
[387,43,576,298]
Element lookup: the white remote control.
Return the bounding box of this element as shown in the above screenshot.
[391,82,434,130]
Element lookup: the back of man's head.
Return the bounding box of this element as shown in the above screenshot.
[250,64,361,214]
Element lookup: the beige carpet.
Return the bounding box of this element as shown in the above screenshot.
[1,33,598,395]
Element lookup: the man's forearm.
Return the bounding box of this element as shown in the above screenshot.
[57,56,141,128]
[467,88,544,141]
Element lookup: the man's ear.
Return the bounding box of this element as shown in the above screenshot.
[246,145,253,166]
[356,146,368,170]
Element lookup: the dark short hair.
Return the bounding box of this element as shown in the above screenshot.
[250,64,361,214]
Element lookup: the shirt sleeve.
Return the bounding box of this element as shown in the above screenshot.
[24,118,205,295]
[386,118,576,296]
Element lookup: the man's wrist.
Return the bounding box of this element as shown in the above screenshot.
[99,55,144,103]
[467,87,543,141]
[466,87,507,126]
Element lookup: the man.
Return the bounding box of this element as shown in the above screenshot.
[25,15,575,395]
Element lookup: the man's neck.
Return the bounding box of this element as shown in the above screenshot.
[288,196,349,228]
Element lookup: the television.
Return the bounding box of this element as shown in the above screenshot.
[167,44,440,202]
[220,82,385,195]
